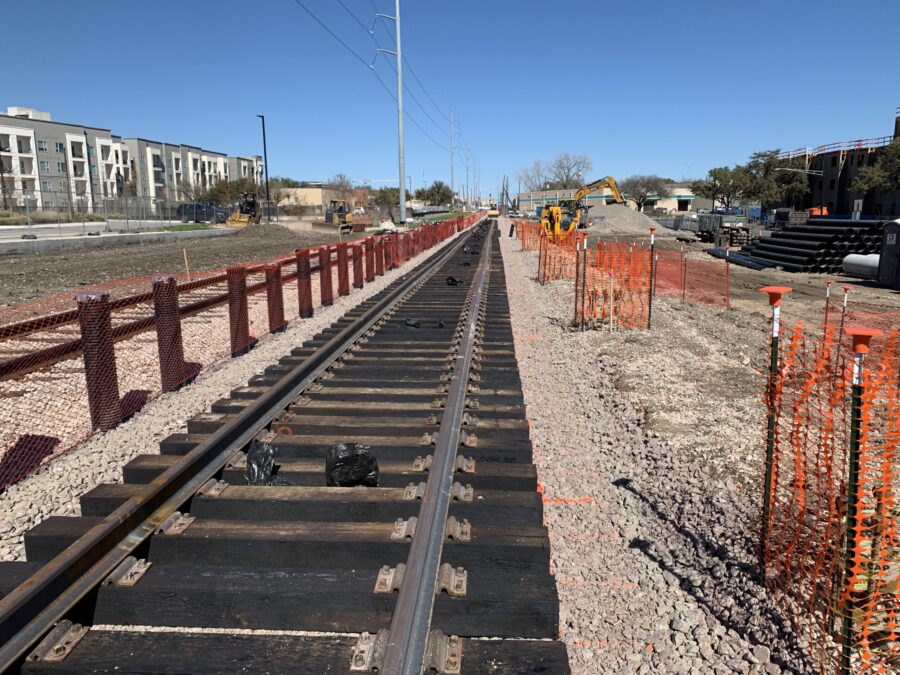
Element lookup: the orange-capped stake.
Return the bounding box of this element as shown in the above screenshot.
[845,326,882,355]
[846,326,882,384]
[759,286,792,338]
[759,286,792,307]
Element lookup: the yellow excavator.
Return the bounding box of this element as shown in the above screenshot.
[225,192,263,228]
[541,176,626,236]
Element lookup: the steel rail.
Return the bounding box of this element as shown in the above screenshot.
[381,221,494,674]
[0,224,480,671]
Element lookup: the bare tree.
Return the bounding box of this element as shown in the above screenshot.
[618,175,672,212]
[548,153,593,189]
[517,160,549,192]
[326,173,354,202]
[178,179,206,202]
[0,156,11,210]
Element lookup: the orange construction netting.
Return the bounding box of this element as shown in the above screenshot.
[762,321,900,673]
[0,214,484,489]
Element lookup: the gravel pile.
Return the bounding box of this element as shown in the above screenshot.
[586,205,674,239]
[499,224,813,675]
[0,231,464,561]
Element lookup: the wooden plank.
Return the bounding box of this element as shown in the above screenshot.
[92,565,558,638]
[122,454,537,491]
[79,485,544,528]
[22,630,570,675]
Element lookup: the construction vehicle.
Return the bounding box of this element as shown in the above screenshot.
[325,200,353,227]
[225,192,262,228]
[540,176,626,236]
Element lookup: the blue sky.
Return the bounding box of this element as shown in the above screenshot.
[3,0,899,198]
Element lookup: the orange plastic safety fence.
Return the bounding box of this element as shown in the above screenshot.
[576,241,651,330]
[516,220,543,252]
[538,232,580,284]
[0,214,486,489]
[654,248,730,308]
[763,322,900,673]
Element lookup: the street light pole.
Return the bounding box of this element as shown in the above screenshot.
[256,114,270,221]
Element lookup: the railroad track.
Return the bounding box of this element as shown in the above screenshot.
[0,221,569,673]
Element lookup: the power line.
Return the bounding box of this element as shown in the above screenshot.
[367,0,451,126]
[290,0,448,152]
[290,0,370,68]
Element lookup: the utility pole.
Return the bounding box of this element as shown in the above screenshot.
[257,115,270,221]
[450,111,455,208]
[394,0,405,223]
[373,1,405,223]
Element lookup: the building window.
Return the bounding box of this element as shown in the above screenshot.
[829,179,836,190]
[41,180,51,191]
[37,140,48,152]
[57,162,66,172]
[831,156,837,167]
[39,160,50,172]
[817,180,823,191]
[54,142,65,153]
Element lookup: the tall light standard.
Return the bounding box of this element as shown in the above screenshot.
[256,114,270,221]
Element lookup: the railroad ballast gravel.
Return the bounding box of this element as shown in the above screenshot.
[498,227,813,675]
[0,231,465,561]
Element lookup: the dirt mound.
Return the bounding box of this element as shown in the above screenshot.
[586,205,674,239]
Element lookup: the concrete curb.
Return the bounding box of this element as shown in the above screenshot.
[0,228,237,255]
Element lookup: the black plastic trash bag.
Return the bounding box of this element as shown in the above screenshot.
[326,443,379,487]
[245,439,294,486]
[446,276,462,286]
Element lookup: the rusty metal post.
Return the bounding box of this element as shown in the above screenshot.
[364,237,376,282]
[226,265,252,356]
[264,263,286,333]
[375,237,385,276]
[295,248,313,319]
[352,243,364,289]
[391,233,401,269]
[151,275,186,393]
[336,243,350,297]
[76,291,122,431]
[319,246,334,306]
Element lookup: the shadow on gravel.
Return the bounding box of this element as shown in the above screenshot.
[615,477,815,674]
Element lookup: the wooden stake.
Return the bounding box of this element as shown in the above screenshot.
[183,248,191,280]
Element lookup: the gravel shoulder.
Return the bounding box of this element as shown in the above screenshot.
[0,231,464,561]
[0,223,357,308]
[499,224,813,675]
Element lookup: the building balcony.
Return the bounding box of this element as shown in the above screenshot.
[17,141,33,155]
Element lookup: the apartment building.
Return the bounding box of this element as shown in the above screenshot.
[0,106,263,211]
[779,110,900,217]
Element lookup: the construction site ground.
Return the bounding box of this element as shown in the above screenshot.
[0,222,359,308]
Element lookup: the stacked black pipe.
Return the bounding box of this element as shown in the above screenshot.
[735,219,885,273]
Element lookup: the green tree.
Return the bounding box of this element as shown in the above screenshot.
[371,187,399,209]
[743,150,808,210]
[270,176,301,188]
[619,175,672,212]
[851,140,900,196]
[690,166,749,211]
[415,180,453,205]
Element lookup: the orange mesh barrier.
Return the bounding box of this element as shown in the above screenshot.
[0,214,485,488]
[575,241,651,330]
[538,232,579,284]
[654,248,730,308]
[763,320,900,673]
[515,220,543,252]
